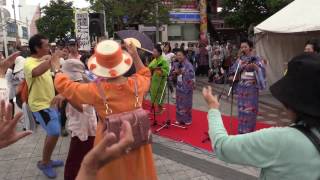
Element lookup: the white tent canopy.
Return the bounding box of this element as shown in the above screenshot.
[254,0,320,86]
[255,0,320,34]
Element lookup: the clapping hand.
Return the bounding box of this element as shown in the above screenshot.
[51,50,64,70]
[0,100,32,149]
[202,86,220,109]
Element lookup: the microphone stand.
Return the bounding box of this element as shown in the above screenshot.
[202,60,241,143]
[151,76,165,126]
[226,61,241,135]
[155,76,187,133]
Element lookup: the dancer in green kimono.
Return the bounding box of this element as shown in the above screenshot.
[148,45,169,114]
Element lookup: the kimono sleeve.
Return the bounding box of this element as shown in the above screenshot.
[161,60,170,77]
[183,63,195,83]
[228,59,241,75]
[148,59,157,69]
[254,57,267,90]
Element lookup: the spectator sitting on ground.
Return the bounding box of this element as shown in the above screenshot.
[208,60,224,84]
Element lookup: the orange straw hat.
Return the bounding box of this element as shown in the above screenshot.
[87,40,133,78]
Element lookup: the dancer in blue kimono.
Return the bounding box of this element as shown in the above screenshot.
[171,49,195,125]
[229,40,266,134]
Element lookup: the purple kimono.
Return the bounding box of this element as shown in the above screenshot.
[229,55,266,134]
[171,59,195,124]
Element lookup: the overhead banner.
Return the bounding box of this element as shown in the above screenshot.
[75,10,91,51]
[199,0,208,44]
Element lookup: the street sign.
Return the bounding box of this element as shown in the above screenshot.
[75,10,91,51]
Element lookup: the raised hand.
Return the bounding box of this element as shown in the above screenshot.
[0,100,32,149]
[202,86,220,109]
[0,51,21,76]
[125,41,139,58]
[78,120,134,179]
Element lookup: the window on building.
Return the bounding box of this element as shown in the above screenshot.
[168,24,199,41]
[6,22,17,37]
[168,25,182,41]
[22,27,28,39]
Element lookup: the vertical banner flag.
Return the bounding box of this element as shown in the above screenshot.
[75,10,91,51]
[199,0,208,45]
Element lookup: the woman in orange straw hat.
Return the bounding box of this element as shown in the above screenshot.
[53,40,157,180]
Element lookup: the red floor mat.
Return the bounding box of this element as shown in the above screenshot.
[143,101,272,151]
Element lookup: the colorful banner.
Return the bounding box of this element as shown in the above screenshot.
[169,12,200,22]
[75,10,91,51]
[162,0,197,9]
[199,0,208,44]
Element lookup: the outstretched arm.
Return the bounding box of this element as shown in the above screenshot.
[202,86,280,168]
[54,73,98,106]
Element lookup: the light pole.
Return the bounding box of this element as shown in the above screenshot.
[12,0,17,24]
[12,0,18,38]
[0,7,8,57]
[155,2,160,43]
[18,4,22,21]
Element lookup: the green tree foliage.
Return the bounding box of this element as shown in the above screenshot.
[221,0,293,30]
[88,0,183,33]
[36,0,75,42]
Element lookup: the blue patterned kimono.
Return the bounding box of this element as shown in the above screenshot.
[229,55,266,134]
[171,59,195,124]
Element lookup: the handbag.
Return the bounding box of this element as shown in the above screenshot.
[15,78,36,131]
[96,77,152,152]
[22,102,36,131]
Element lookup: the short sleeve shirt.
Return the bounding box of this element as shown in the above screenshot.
[24,57,55,112]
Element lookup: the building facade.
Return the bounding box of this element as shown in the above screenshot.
[139,0,228,45]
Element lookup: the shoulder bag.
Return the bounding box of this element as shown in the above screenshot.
[96,78,152,153]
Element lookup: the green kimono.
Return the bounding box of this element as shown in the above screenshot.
[148,55,169,105]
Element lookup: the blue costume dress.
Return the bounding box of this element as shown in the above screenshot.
[229,55,266,134]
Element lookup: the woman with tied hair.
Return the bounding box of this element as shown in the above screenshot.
[171,49,195,125]
[203,53,320,180]
[148,44,170,114]
[228,39,266,134]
